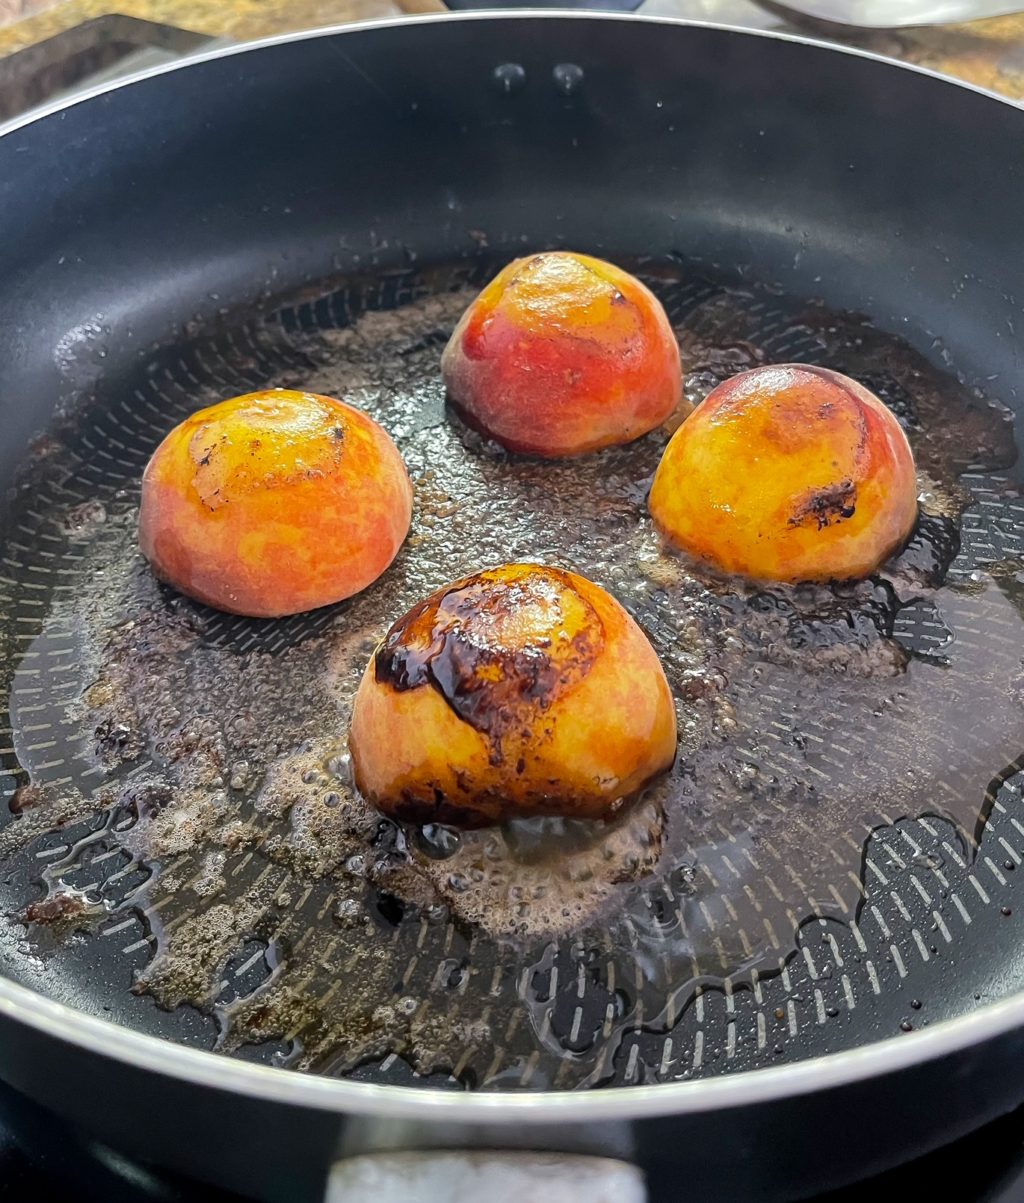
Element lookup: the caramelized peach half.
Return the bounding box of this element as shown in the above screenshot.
[349,564,677,828]
[139,390,412,617]
[649,365,918,583]
[441,252,683,457]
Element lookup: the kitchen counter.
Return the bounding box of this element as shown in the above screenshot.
[2,0,1024,116]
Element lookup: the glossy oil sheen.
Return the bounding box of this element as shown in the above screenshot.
[0,259,1019,1099]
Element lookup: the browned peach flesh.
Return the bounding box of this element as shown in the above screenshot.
[138,390,412,617]
[349,564,677,828]
[649,365,918,583]
[441,252,684,457]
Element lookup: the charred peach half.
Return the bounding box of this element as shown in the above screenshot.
[139,390,412,618]
[649,365,918,583]
[441,252,683,457]
[349,564,677,828]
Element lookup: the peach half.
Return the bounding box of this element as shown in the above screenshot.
[349,563,677,828]
[441,252,683,457]
[649,364,918,583]
[139,389,412,617]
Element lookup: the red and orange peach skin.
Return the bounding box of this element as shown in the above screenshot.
[139,389,412,617]
[649,364,918,584]
[441,252,684,457]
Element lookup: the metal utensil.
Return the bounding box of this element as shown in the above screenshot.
[766,0,1022,26]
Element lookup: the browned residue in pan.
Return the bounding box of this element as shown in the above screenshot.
[0,265,1018,1090]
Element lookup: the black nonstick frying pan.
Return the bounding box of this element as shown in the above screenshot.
[1,13,1024,1203]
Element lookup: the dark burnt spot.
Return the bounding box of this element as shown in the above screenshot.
[789,479,857,531]
[331,426,346,441]
[21,890,90,924]
[388,787,498,830]
[8,784,44,815]
[381,778,616,829]
[374,568,604,758]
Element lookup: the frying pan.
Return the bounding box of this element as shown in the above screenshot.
[1,12,1024,1203]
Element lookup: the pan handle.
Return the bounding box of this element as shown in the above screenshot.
[325,1151,648,1202]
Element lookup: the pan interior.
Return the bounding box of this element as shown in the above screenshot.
[0,257,1022,1091]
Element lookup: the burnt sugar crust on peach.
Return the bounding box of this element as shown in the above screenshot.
[788,478,858,531]
[0,262,1019,1092]
[351,563,676,828]
[373,567,605,743]
[369,569,604,827]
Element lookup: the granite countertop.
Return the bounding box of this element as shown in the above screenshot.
[2,0,1024,105]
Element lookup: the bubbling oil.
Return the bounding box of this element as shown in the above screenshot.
[0,264,1019,1089]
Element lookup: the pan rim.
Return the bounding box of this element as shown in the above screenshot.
[1,9,1024,1117]
[0,8,1021,138]
[2,967,1024,1116]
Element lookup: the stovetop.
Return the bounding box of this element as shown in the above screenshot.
[0,1069,1022,1203]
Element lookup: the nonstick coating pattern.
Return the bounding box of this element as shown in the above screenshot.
[0,259,1022,1093]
